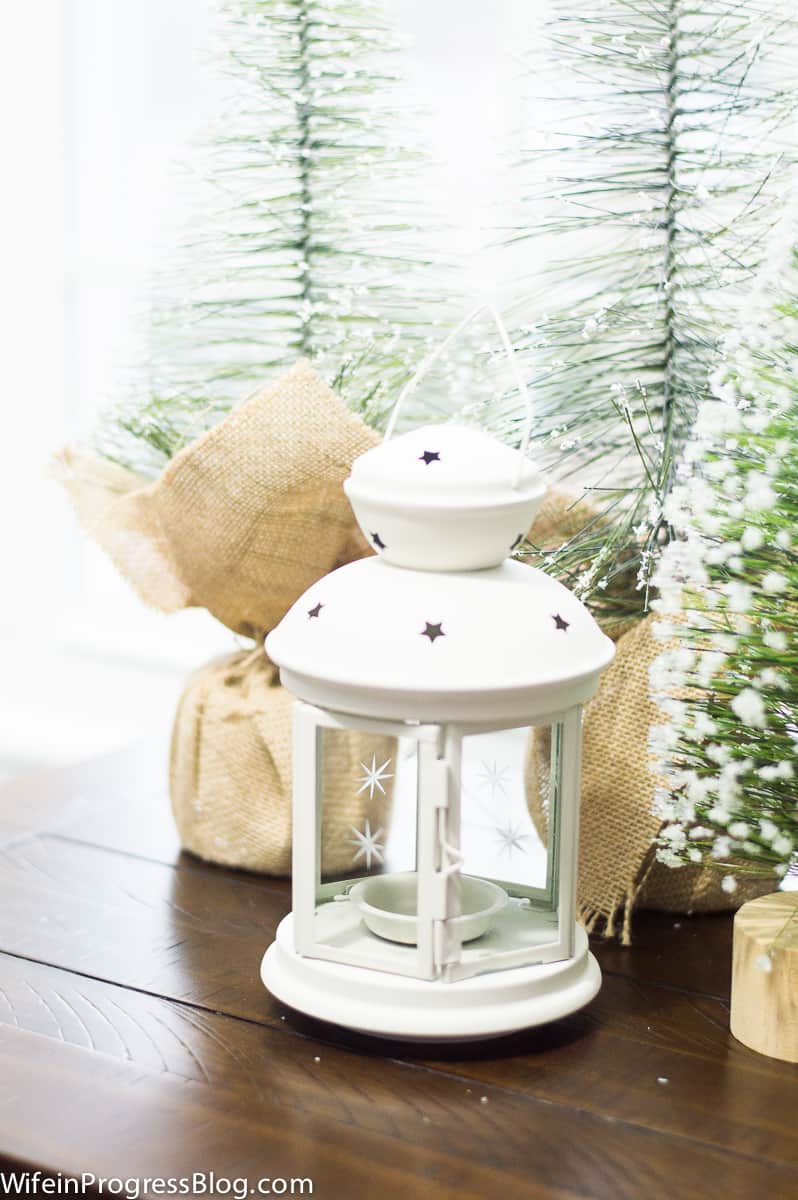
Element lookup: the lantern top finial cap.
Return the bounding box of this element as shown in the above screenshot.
[344,424,546,572]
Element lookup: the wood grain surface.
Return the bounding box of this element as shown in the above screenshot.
[731,892,798,1063]
[0,740,796,1198]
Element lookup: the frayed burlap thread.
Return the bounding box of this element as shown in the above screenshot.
[58,362,390,874]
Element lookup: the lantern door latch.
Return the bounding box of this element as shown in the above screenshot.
[440,837,464,878]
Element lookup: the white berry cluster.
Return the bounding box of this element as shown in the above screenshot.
[648,223,798,887]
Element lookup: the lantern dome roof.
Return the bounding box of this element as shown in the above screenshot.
[265,557,615,723]
[344,424,546,572]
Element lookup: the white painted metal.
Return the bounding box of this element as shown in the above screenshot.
[261,917,601,1040]
[295,703,442,743]
[555,707,584,960]
[344,424,546,571]
[291,702,320,957]
[415,737,443,978]
[259,422,616,1038]
[348,873,507,944]
[439,725,463,970]
[266,557,614,724]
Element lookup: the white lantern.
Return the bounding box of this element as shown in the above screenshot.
[260,419,615,1041]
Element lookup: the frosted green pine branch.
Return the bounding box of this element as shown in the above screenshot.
[483,0,798,625]
[96,0,453,476]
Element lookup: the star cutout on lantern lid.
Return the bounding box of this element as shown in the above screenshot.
[419,450,440,465]
[421,622,445,643]
[371,532,386,550]
[552,613,570,632]
[307,603,324,619]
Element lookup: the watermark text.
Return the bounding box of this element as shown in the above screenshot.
[0,1172,314,1198]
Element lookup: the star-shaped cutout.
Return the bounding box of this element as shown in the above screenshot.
[421,622,445,643]
[355,754,393,799]
[307,602,324,619]
[419,450,440,465]
[371,532,386,550]
[510,533,524,551]
[350,819,385,870]
[494,820,532,859]
[552,612,570,632]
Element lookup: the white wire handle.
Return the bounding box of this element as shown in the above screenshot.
[383,300,534,489]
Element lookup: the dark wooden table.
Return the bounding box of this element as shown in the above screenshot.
[0,741,796,1199]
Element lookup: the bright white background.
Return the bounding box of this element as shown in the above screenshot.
[0,0,545,778]
[0,0,232,777]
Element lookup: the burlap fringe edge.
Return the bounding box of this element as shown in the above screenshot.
[579,896,635,946]
[579,847,661,945]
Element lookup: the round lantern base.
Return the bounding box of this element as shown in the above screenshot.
[261,916,601,1041]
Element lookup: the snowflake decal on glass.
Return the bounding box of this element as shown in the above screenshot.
[350,819,385,869]
[494,820,531,859]
[478,760,511,798]
[356,755,393,799]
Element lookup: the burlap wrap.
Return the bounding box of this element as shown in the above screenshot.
[58,378,771,920]
[526,491,774,942]
[57,361,394,873]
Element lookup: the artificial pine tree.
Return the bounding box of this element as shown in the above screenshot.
[98,0,449,476]
[494,0,798,625]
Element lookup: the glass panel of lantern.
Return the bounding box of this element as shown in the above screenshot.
[453,720,570,983]
[293,707,442,981]
[459,723,551,895]
[317,724,406,886]
[293,703,573,984]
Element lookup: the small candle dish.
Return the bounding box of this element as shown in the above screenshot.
[349,872,508,945]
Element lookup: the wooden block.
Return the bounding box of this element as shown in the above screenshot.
[731,892,798,1063]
